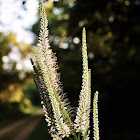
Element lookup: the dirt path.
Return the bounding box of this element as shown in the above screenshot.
[0,110,44,140]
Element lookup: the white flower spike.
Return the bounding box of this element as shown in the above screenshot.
[74,28,91,139]
[31,0,100,140]
[93,91,100,140]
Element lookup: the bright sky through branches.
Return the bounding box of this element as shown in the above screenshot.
[0,0,38,43]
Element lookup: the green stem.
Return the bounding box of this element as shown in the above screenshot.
[72,130,78,140]
[78,130,81,140]
[82,129,88,140]
[68,137,73,140]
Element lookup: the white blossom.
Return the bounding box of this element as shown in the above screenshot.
[33,0,71,138]
[74,28,91,138]
[93,91,99,140]
[32,1,100,140]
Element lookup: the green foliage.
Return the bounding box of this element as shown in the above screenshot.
[0,32,37,118]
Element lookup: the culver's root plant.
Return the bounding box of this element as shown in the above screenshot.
[31,0,99,139]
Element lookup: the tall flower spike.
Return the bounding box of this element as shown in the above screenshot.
[74,28,91,139]
[93,91,99,140]
[32,1,100,139]
[32,0,73,138]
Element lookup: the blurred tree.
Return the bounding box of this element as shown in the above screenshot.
[0,32,40,119]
